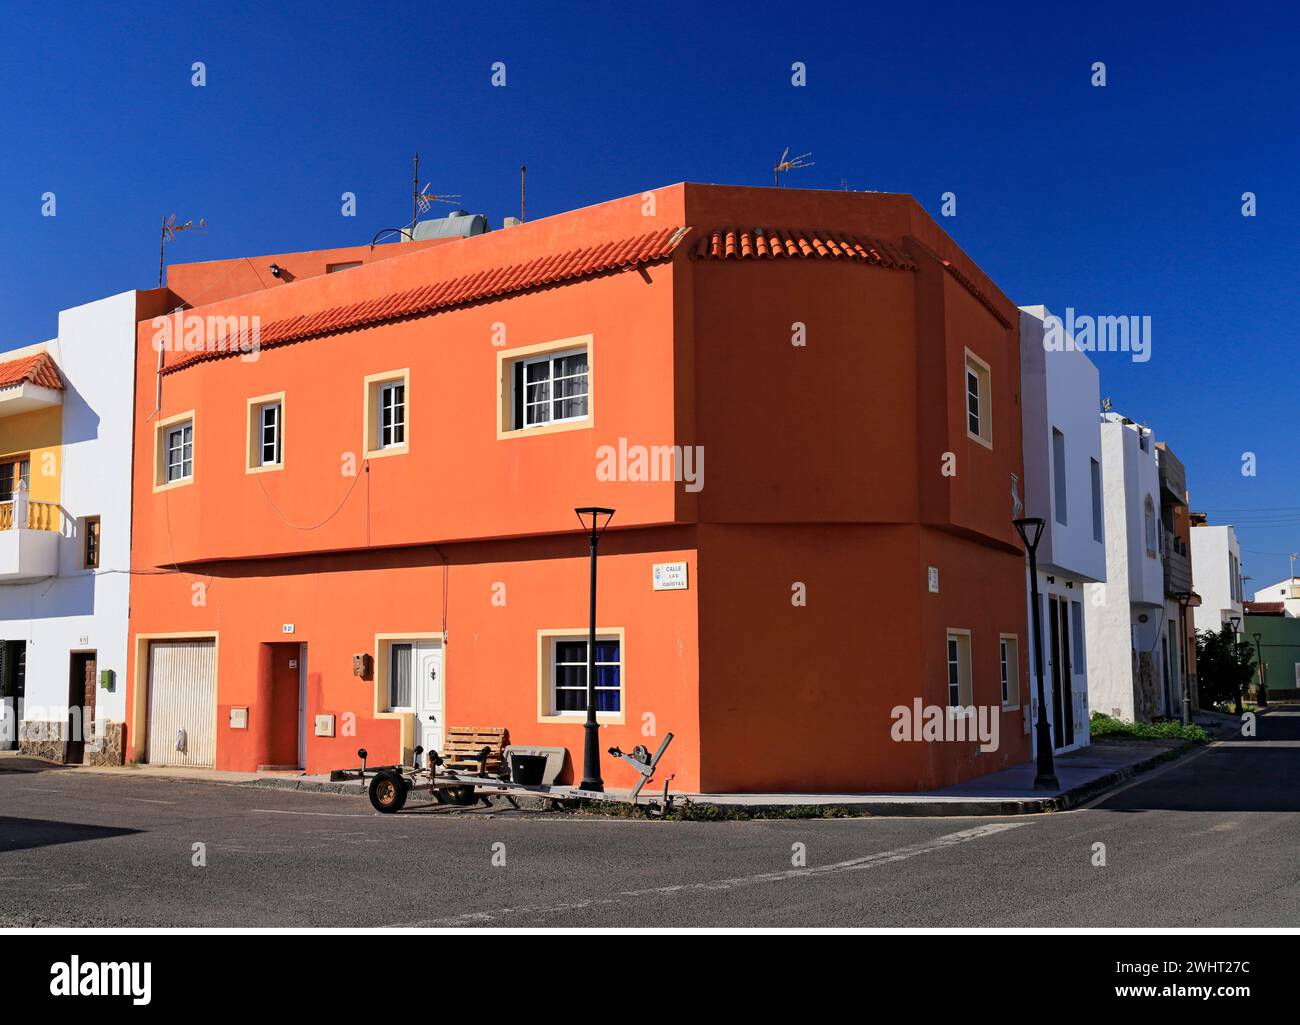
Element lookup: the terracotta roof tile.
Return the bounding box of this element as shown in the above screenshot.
[0,352,63,390]
[691,228,916,271]
[161,226,689,375]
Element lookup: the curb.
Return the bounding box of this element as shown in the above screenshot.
[665,740,1205,820]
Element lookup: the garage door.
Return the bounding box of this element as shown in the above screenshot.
[146,639,216,767]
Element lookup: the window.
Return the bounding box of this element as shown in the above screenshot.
[154,411,197,490]
[166,422,193,482]
[999,636,1020,706]
[516,349,588,429]
[1052,427,1067,526]
[363,370,410,457]
[379,382,406,448]
[1090,458,1103,542]
[1071,601,1085,667]
[964,350,991,447]
[389,643,413,709]
[1144,495,1157,557]
[0,458,30,503]
[327,261,362,273]
[83,516,100,569]
[946,630,972,707]
[552,638,621,713]
[497,336,594,439]
[538,628,624,721]
[246,395,284,471]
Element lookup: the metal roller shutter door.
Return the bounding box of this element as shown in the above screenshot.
[146,639,216,767]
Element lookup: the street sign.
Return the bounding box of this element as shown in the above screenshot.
[652,562,688,591]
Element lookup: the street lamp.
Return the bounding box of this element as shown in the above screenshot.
[574,506,615,792]
[1228,614,1243,715]
[1252,631,1268,708]
[1013,517,1059,790]
[1173,591,1198,725]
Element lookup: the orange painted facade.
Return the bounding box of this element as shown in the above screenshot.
[125,183,1031,793]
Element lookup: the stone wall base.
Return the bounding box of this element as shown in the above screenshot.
[17,720,125,765]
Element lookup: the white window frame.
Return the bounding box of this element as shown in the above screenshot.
[166,421,193,482]
[1144,495,1158,558]
[259,402,282,466]
[999,634,1020,708]
[378,380,406,450]
[388,641,414,711]
[537,627,625,724]
[516,346,589,430]
[946,629,973,707]
[964,349,992,448]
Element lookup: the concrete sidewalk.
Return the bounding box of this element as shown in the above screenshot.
[1,707,1244,817]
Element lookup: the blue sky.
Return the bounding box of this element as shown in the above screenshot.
[1,1,1297,586]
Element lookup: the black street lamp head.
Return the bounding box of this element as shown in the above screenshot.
[1012,516,1046,552]
[574,506,615,542]
[1229,615,1242,633]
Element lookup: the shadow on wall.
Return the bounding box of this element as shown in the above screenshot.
[53,374,101,447]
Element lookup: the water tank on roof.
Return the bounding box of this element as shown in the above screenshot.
[411,211,489,240]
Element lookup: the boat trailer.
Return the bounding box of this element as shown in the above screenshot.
[334,732,675,815]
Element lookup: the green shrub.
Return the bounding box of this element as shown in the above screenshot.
[1089,711,1208,742]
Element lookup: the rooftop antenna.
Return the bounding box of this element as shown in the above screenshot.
[773,147,814,188]
[521,164,527,222]
[410,151,462,233]
[158,213,206,287]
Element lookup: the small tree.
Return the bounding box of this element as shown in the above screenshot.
[1195,625,1256,711]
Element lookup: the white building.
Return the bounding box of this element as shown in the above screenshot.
[1250,576,1300,617]
[1019,307,1106,752]
[1084,411,1181,722]
[1190,521,1244,633]
[0,289,164,764]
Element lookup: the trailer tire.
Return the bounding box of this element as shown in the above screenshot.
[369,771,408,813]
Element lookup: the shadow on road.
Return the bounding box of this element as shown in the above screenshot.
[1095,709,1300,814]
[0,816,141,854]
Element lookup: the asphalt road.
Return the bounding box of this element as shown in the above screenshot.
[3,710,1298,928]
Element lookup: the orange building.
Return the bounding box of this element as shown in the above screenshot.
[124,183,1031,793]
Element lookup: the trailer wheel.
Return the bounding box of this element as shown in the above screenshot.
[369,771,408,813]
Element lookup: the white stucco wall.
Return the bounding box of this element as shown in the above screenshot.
[1084,415,1166,721]
[1019,306,1107,584]
[1191,524,1243,633]
[1251,576,1300,617]
[0,290,138,742]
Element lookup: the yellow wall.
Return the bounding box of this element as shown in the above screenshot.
[0,406,62,504]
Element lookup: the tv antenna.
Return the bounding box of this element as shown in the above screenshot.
[411,151,462,231]
[158,213,206,287]
[773,147,814,187]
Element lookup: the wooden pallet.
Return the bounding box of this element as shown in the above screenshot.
[441,726,508,775]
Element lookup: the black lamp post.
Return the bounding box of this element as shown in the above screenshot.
[1253,631,1268,707]
[1174,591,1196,725]
[1229,614,1243,715]
[1013,517,1059,790]
[574,506,615,792]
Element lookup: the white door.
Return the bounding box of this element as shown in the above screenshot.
[146,639,216,767]
[413,641,443,758]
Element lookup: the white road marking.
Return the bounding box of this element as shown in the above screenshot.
[395,821,1031,927]
[120,797,176,805]
[251,808,385,819]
